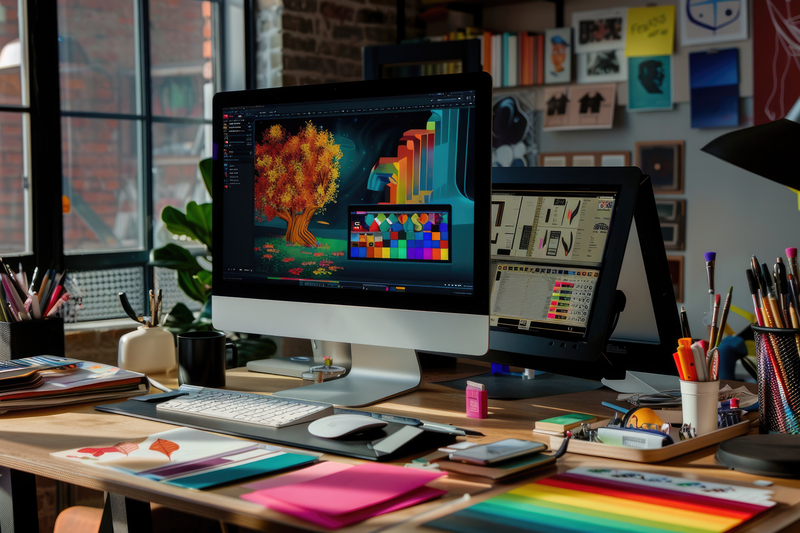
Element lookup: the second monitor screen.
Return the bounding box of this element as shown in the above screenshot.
[490,189,618,337]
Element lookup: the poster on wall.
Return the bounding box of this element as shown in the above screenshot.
[544,28,572,84]
[492,92,537,167]
[689,48,739,128]
[572,8,627,53]
[679,0,748,46]
[576,50,628,83]
[543,84,617,131]
[635,140,684,194]
[753,0,800,125]
[628,55,673,111]
[626,5,676,56]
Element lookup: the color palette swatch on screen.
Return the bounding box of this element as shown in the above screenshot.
[426,467,774,533]
[349,205,450,261]
[547,281,573,321]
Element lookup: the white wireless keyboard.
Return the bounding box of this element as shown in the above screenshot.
[156,385,334,430]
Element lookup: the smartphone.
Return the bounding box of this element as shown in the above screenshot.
[448,439,546,465]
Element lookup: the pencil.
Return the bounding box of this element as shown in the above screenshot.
[708,294,721,349]
[680,306,692,339]
[715,286,733,348]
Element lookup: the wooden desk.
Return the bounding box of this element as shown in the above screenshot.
[2,362,800,533]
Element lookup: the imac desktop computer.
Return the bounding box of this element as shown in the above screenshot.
[439,166,682,399]
[212,72,493,407]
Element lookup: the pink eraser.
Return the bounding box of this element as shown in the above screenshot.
[787,248,797,259]
[466,388,488,419]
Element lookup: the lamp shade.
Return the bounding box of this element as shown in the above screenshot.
[701,97,800,189]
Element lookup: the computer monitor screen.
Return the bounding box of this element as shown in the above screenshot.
[440,167,681,398]
[212,73,492,406]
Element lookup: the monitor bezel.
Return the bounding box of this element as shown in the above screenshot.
[212,72,492,316]
[485,167,641,364]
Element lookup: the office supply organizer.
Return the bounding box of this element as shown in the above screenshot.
[753,326,800,434]
[530,414,752,463]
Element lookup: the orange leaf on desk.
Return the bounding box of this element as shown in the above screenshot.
[149,439,179,460]
[114,442,139,456]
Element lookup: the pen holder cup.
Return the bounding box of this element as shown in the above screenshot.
[0,317,65,360]
[680,379,719,436]
[752,325,800,434]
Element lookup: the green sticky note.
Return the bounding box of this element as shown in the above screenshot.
[164,452,316,490]
[537,413,594,425]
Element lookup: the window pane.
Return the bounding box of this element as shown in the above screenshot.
[152,121,209,249]
[150,0,213,119]
[57,0,136,114]
[63,267,144,322]
[0,0,22,106]
[0,112,27,254]
[62,117,143,253]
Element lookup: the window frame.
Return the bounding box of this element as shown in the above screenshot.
[10,0,254,319]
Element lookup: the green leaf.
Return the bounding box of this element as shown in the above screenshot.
[178,270,207,303]
[199,158,213,199]
[162,205,201,242]
[164,302,196,326]
[151,244,203,275]
[196,269,212,287]
[185,201,212,251]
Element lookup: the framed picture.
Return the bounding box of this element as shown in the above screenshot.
[543,83,617,131]
[656,199,686,251]
[576,50,628,83]
[679,0,748,47]
[666,255,684,302]
[635,140,684,194]
[572,8,627,54]
[544,27,572,84]
[628,55,673,112]
[538,151,630,167]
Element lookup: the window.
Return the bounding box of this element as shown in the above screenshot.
[0,1,248,322]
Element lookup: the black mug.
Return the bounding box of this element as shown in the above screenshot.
[177,331,238,388]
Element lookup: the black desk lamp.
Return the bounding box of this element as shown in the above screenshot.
[702,96,800,478]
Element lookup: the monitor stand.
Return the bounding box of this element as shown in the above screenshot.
[273,344,421,407]
[247,340,352,378]
[435,364,602,399]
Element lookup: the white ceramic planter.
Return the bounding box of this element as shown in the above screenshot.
[118,325,176,375]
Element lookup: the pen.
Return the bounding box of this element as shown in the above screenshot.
[777,259,790,327]
[0,260,27,303]
[787,248,800,296]
[746,269,763,326]
[762,262,785,328]
[680,306,692,339]
[708,293,721,349]
[715,286,733,349]
[704,252,716,324]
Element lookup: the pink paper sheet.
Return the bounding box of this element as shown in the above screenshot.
[247,462,444,516]
[242,461,352,491]
[245,486,446,529]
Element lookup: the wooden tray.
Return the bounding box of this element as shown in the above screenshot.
[532,418,753,463]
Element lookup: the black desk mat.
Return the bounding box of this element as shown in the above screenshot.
[95,400,456,462]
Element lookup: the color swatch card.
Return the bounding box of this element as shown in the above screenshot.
[426,467,774,533]
[52,427,319,489]
[242,462,447,529]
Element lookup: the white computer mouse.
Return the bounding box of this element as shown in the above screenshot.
[307,414,388,439]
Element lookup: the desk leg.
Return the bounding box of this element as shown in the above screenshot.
[0,467,39,533]
[98,493,153,533]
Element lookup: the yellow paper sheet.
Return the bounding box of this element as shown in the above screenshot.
[625,6,675,57]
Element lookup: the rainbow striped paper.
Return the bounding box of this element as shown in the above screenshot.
[427,468,774,533]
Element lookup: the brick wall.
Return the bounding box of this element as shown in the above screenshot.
[280,0,422,86]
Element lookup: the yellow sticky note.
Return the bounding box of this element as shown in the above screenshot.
[626,5,675,57]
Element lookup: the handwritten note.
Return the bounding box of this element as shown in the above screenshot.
[625,5,675,57]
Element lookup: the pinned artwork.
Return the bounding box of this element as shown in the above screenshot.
[680,0,749,46]
[544,28,572,84]
[492,92,537,167]
[626,5,676,56]
[689,48,739,128]
[543,84,616,131]
[576,50,628,83]
[656,199,686,251]
[753,0,800,125]
[628,55,673,111]
[572,8,627,53]
[635,140,684,194]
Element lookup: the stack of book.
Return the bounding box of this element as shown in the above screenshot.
[531,412,597,441]
[0,356,149,412]
[483,31,545,88]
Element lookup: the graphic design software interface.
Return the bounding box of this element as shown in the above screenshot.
[220,90,477,297]
[490,189,617,336]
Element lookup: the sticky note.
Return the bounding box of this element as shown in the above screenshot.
[625,5,675,57]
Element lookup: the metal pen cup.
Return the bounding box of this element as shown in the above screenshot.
[752,325,800,434]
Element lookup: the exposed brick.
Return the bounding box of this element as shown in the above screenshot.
[332,25,364,40]
[283,14,314,33]
[356,8,388,24]
[321,2,355,21]
[318,42,362,61]
[365,26,396,43]
[282,74,299,86]
[284,0,318,13]
[283,33,317,53]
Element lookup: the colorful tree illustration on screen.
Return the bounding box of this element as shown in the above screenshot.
[254,121,341,247]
